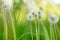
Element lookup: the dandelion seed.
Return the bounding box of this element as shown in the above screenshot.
[48,14,59,24]
[26,12,35,21]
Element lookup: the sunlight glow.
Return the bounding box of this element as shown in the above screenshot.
[52,0,60,4]
[50,0,60,4]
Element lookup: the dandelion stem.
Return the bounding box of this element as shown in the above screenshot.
[55,25,60,38]
[50,24,55,40]
[30,21,33,40]
[35,20,39,40]
[37,20,40,40]
[40,20,50,40]
[2,8,8,40]
[9,10,17,40]
[53,24,58,40]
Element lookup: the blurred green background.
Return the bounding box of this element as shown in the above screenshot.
[0,0,60,40]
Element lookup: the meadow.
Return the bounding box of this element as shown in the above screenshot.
[0,0,60,40]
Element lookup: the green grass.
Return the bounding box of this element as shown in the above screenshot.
[0,0,60,40]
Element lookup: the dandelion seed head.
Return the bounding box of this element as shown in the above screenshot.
[48,14,59,24]
[0,0,4,8]
[3,0,13,9]
[26,12,35,21]
[34,9,44,19]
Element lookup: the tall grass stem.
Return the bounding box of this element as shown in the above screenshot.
[30,21,33,40]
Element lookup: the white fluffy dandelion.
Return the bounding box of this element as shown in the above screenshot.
[23,0,36,10]
[3,0,13,9]
[26,12,35,21]
[34,9,44,19]
[48,14,59,40]
[48,14,59,24]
